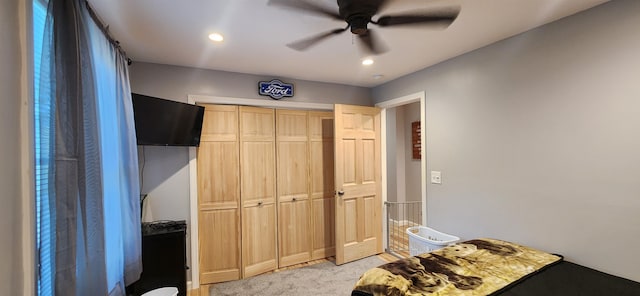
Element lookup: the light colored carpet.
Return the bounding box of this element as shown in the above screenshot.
[209,256,385,296]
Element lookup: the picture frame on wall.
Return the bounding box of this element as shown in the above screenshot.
[412,121,421,159]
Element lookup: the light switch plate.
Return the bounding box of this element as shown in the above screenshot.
[431,171,442,184]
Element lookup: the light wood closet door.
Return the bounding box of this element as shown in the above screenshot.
[309,111,335,259]
[276,110,311,267]
[239,106,277,278]
[197,105,241,284]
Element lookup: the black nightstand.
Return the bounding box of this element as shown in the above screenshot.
[127,220,187,296]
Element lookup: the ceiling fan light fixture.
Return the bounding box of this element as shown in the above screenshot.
[208,33,224,42]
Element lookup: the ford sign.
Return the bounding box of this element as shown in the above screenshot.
[259,79,294,100]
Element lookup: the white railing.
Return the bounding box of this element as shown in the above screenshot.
[385,201,422,258]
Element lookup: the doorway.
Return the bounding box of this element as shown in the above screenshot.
[376,92,426,258]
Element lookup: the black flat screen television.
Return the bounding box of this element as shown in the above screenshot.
[131,93,205,147]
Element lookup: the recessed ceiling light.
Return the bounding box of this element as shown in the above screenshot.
[362,59,374,66]
[372,74,384,80]
[208,33,224,42]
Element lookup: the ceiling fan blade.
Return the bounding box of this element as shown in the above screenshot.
[376,7,460,28]
[287,27,348,51]
[376,0,392,14]
[357,30,388,55]
[268,0,342,21]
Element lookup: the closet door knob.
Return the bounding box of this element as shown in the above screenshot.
[337,190,345,196]
[257,201,263,206]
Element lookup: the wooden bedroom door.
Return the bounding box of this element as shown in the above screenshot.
[239,106,278,278]
[333,104,383,265]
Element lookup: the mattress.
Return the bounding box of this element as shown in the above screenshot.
[352,238,640,296]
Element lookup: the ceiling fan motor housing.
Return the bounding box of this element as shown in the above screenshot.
[337,0,384,34]
[349,16,371,34]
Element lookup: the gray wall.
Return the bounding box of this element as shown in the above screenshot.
[385,108,398,202]
[129,62,372,280]
[0,0,24,294]
[402,102,421,203]
[130,62,371,223]
[394,107,406,203]
[373,0,640,281]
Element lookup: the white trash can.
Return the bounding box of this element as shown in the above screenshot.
[141,287,179,296]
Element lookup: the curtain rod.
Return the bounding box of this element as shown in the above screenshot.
[84,0,133,65]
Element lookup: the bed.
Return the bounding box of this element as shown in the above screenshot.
[352,238,640,296]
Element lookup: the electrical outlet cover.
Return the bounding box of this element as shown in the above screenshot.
[431,171,442,184]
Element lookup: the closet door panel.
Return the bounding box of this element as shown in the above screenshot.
[240,106,277,277]
[199,209,240,283]
[242,204,277,278]
[276,110,311,267]
[311,197,335,259]
[240,107,275,141]
[278,199,311,267]
[200,105,239,142]
[277,111,308,141]
[240,141,276,206]
[309,140,335,197]
[309,111,335,259]
[198,141,239,209]
[277,141,308,198]
[197,105,241,284]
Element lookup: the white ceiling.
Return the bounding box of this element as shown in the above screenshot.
[89,0,609,88]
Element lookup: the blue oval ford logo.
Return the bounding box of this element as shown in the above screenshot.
[259,79,294,100]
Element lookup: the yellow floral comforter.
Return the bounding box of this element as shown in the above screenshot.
[352,238,562,296]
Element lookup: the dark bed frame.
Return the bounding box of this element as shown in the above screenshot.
[352,259,640,296]
[494,260,640,296]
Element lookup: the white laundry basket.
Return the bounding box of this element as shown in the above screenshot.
[406,226,460,256]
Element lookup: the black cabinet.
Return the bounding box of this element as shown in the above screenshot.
[127,221,187,296]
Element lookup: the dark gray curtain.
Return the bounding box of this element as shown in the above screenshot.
[50,0,107,294]
[38,0,142,295]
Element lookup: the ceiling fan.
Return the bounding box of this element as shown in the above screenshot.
[268,0,461,55]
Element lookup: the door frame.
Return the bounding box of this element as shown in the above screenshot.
[374,91,427,249]
[187,95,332,290]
